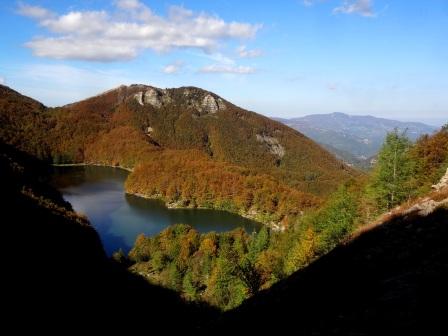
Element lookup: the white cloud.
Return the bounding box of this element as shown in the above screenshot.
[18,1,262,62]
[199,64,256,74]
[237,45,262,58]
[333,0,375,17]
[0,76,5,84]
[25,37,139,61]
[162,61,184,74]
[17,3,54,19]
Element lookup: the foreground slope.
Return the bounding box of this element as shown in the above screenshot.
[1,142,217,332]
[209,186,448,335]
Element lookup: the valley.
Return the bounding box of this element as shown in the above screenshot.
[276,112,437,169]
[2,83,446,318]
[2,1,447,333]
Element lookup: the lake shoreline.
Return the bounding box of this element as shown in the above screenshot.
[52,162,134,172]
[53,163,276,229]
[51,165,263,254]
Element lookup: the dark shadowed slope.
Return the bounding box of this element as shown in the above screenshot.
[1,142,218,332]
[209,189,448,335]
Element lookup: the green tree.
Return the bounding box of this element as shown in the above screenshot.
[167,262,182,291]
[247,226,269,263]
[284,228,316,275]
[182,271,197,300]
[369,129,413,211]
[206,256,248,310]
[151,250,167,272]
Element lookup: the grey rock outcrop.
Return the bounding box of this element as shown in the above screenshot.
[134,87,173,108]
[256,134,285,158]
[182,88,226,115]
[201,94,226,114]
[135,91,144,106]
[133,86,226,114]
[143,88,162,108]
[432,168,448,191]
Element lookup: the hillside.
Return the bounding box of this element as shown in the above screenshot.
[2,103,447,333]
[1,141,217,332]
[208,184,448,335]
[0,84,357,226]
[4,137,445,333]
[276,112,437,168]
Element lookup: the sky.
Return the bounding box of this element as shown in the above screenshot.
[0,0,447,125]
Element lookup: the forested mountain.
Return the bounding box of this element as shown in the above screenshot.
[0,84,356,227]
[2,84,447,333]
[2,127,447,333]
[119,127,448,311]
[276,112,437,168]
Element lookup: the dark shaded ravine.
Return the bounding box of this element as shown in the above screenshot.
[50,165,261,255]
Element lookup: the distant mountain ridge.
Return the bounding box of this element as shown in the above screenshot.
[275,112,438,168]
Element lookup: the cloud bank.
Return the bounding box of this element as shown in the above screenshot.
[18,0,262,62]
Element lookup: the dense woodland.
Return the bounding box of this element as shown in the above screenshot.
[122,126,448,310]
[1,84,447,333]
[0,84,356,226]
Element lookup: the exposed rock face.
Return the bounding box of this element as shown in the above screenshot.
[432,168,448,191]
[182,88,226,115]
[133,87,225,114]
[202,94,219,114]
[201,94,226,114]
[135,92,144,106]
[134,87,169,108]
[406,198,448,216]
[144,88,162,108]
[256,134,285,158]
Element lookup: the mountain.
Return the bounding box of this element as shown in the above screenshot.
[4,137,446,333]
[0,84,357,227]
[276,112,438,168]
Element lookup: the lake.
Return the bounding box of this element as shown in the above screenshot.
[50,166,261,255]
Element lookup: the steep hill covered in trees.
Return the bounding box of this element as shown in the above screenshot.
[122,126,447,311]
[3,135,446,333]
[0,84,356,226]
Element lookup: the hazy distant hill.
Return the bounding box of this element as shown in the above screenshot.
[276,112,437,168]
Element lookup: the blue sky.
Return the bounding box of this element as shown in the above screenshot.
[0,0,447,125]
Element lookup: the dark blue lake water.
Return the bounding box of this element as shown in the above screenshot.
[51,166,261,255]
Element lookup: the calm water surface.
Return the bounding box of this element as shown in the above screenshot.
[51,166,260,255]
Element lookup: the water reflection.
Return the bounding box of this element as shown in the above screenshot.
[51,166,260,255]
